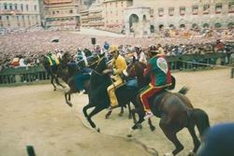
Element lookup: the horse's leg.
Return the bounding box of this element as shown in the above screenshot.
[159,117,184,156]
[51,76,56,91]
[127,102,132,119]
[131,108,145,130]
[64,90,72,107]
[118,106,124,117]
[187,125,201,155]
[147,118,156,131]
[55,75,65,88]
[105,110,112,119]
[83,104,103,132]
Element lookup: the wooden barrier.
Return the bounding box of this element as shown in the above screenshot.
[0,65,49,85]
[0,53,228,85]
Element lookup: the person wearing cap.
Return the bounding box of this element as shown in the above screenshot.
[107,45,127,110]
[139,45,172,119]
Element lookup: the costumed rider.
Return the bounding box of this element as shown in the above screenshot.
[46,51,60,72]
[139,44,172,119]
[107,45,127,110]
[75,47,91,95]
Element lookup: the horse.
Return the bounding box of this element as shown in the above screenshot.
[39,54,66,91]
[125,59,210,156]
[82,56,155,132]
[58,55,100,106]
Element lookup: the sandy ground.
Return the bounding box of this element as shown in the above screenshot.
[0,68,234,156]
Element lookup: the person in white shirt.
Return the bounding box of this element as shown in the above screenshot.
[133,45,147,64]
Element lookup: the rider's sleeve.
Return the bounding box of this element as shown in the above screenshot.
[143,64,151,77]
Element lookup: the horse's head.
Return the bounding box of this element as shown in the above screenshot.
[87,55,102,70]
[126,56,146,78]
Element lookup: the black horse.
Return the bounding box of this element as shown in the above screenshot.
[126,59,210,156]
[40,54,67,91]
[82,56,155,132]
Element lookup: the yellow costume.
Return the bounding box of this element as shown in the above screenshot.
[107,45,127,107]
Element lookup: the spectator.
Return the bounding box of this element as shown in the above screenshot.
[196,123,234,156]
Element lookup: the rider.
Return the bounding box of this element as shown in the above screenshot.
[133,45,147,65]
[140,44,172,119]
[107,45,127,110]
[46,51,60,70]
[76,47,91,95]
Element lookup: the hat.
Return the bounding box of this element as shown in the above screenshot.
[109,45,118,53]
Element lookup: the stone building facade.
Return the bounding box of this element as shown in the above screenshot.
[0,0,41,29]
[124,0,234,36]
[43,0,82,30]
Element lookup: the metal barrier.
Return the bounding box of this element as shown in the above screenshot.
[0,65,49,85]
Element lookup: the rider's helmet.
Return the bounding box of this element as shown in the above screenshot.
[109,45,118,54]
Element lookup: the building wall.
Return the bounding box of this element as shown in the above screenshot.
[43,0,82,30]
[124,0,234,36]
[0,0,41,28]
[102,0,133,28]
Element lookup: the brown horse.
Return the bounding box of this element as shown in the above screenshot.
[125,59,210,156]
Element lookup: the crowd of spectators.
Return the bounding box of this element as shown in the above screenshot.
[0,26,233,71]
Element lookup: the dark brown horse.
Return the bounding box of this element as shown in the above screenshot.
[125,59,210,156]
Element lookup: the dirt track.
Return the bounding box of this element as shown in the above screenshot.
[0,68,234,156]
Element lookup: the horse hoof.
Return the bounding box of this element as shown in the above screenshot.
[66,102,73,107]
[96,127,100,133]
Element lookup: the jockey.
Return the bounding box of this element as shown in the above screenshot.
[140,44,172,119]
[107,45,127,110]
[46,51,60,67]
[76,47,91,95]
[77,47,88,67]
[133,45,147,65]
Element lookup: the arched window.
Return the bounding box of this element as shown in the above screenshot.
[203,23,209,28]
[4,3,7,10]
[214,23,222,28]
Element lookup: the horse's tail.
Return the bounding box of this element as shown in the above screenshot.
[189,108,210,137]
[178,86,189,95]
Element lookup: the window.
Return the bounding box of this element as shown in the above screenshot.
[203,4,210,14]
[21,4,23,11]
[180,6,186,16]
[14,4,18,10]
[229,2,234,13]
[9,4,12,10]
[158,8,164,17]
[215,3,222,14]
[26,4,29,11]
[34,5,37,11]
[168,7,174,16]
[4,3,7,10]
